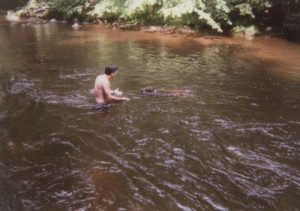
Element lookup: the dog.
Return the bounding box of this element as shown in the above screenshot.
[140,86,191,96]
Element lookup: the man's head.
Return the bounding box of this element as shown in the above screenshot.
[104,65,118,78]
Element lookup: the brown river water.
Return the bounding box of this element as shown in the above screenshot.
[0,17,300,210]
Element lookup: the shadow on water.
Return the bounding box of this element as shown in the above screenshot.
[0,19,300,210]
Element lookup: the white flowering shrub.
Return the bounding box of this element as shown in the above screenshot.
[88,0,122,20]
[159,0,225,32]
[16,0,49,17]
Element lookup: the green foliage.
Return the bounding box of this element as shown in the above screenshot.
[234,3,255,18]
[88,0,123,21]
[232,25,258,39]
[14,0,300,40]
[15,0,49,17]
[44,0,94,19]
[122,0,162,23]
[88,0,163,23]
[159,0,224,32]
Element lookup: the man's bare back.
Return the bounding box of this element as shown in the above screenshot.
[94,75,110,104]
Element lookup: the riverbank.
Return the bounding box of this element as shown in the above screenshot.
[4,0,300,44]
[4,0,300,43]
[1,11,268,43]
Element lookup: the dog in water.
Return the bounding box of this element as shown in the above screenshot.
[140,86,192,96]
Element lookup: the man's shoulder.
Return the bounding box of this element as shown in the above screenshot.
[96,75,109,84]
[96,74,104,79]
[96,74,105,80]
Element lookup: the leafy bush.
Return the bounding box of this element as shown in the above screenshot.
[42,0,94,20]
[15,0,50,18]
[88,0,122,22]
[12,0,300,41]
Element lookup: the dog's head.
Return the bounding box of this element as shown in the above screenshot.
[140,86,156,95]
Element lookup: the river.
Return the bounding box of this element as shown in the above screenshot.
[0,18,300,210]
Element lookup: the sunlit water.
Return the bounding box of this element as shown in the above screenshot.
[0,18,300,210]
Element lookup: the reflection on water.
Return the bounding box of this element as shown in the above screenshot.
[0,19,300,210]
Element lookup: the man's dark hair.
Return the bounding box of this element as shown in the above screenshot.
[104,65,118,75]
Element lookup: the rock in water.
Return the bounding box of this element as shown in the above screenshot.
[6,11,21,22]
[72,23,80,30]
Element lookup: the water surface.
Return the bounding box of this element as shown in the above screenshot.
[0,19,300,210]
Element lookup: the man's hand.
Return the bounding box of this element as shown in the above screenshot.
[89,88,95,95]
[112,88,123,96]
[122,97,130,101]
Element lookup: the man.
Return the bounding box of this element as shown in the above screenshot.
[92,65,129,110]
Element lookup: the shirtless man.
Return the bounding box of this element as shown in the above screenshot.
[92,65,129,110]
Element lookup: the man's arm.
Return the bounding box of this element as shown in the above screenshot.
[102,80,129,101]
